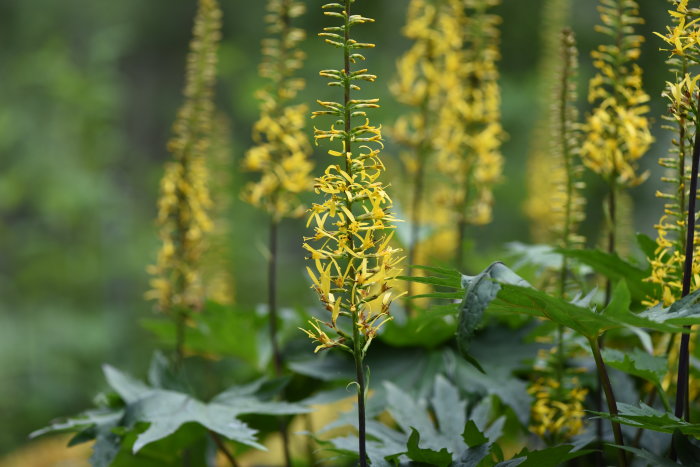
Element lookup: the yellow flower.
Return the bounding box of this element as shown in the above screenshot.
[303,1,403,354]
[147,0,222,315]
[581,0,652,188]
[242,0,313,221]
[528,372,587,441]
[646,1,700,308]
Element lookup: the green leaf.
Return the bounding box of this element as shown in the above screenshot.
[636,233,657,262]
[616,445,678,467]
[380,308,456,348]
[496,445,591,466]
[30,409,125,467]
[556,247,655,303]
[593,402,700,436]
[398,274,462,289]
[327,375,503,465]
[406,428,453,467]
[104,365,152,404]
[462,421,488,448]
[602,280,632,318]
[485,268,700,338]
[458,262,530,359]
[601,347,667,386]
[673,429,700,465]
[141,302,261,366]
[128,391,263,453]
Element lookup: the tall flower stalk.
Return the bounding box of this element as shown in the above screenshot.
[528,28,588,445]
[652,0,700,422]
[582,0,652,288]
[434,0,504,269]
[581,1,651,458]
[243,2,313,463]
[242,0,313,376]
[301,1,403,464]
[146,0,222,365]
[391,0,460,300]
[525,0,571,244]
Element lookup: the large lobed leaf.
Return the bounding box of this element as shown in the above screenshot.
[32,358,311,463]
[462,262,700,340]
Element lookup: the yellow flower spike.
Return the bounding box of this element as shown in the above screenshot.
[147,0,222,317]
[392,0,504,286]
[303,0,403,355]
[527,28,586,255]
[646,0,700,310]
[581,0,652,189]
[242,0,313,221]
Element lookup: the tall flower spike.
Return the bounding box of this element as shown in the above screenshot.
[432,0,505,268]
[303,1,403,464]
[581,0,652,188]
[304,0,403,356]
[390,0,464,302]
[647,0,700,308]
[524,0,571,243]
[146,0,222,320]
[242,0,313,221]
[552,29,585,256]
[527,28,588,445]
[648,0,700,421]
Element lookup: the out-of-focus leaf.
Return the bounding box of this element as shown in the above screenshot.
[557,247,656,303]
[380,308,456,348]
[141,302,261,366]
[326,375,504,465]
[406,428,453,466]
[636,233,657,262]
[458,263,529,370]
[32,361,311,460]
[616,445,678,467]
[496,444,592,466]
[673,429,700,465]
[593,402,700,435]
[601,348,666,386]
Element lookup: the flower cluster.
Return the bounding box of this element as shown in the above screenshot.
[581,0,652,187]
[391,0,460,266]
[528,375,587,440]
[528,28,585,251]
[528,346,588,441]
[647,0,700,307]
[146,0,222,315]
[302,0,403,353]
[432,0,505,231]
[242,0,313,221]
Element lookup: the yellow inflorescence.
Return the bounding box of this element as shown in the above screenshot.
[647,0,700,307]
[391,0,458,261]
[528,375,587,440]
[302,0,403,353]
[146,0,222,315]
[581,0,652,187]
[432,0,505,228]
[528,347,588,441]
[242,0,313,221]
[539,28,585,251]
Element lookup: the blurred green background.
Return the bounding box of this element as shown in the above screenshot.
[0,0,675,458]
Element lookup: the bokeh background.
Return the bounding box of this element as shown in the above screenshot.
[0,0,675,462]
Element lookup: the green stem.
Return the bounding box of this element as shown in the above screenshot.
[352,312,368,467]
[268,218,284,375]
[267,218,292,467]
[175,310,186,368]
[589,337,627,467]
[209,431,240,467]
[342,2,366,464]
